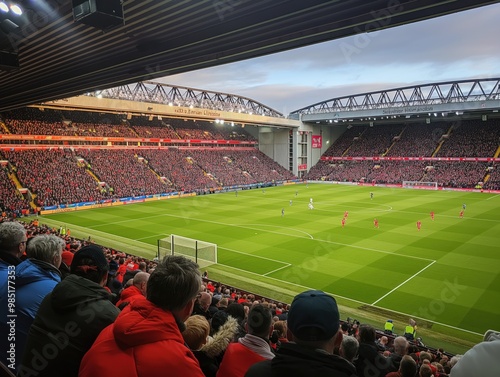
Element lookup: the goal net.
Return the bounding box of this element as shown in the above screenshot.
[402,181,438,190]
[157,234,218,268]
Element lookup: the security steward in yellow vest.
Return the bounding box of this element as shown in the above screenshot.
[384,319,394,334]
[404,324,416,340]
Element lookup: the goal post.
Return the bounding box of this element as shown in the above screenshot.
[157,234,218,267]
[402,181,438,190]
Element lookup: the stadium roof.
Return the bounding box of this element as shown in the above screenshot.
[1,0,499,112]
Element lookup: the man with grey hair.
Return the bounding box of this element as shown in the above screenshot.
[0,233,64,371]
[0,220,27,266]
[340,335,359,364]
[387,336,409,372]
[79,255,205,377]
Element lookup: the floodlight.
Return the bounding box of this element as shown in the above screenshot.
[10,4,22,15]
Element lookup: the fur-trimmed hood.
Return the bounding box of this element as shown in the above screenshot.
[201,315,239,358]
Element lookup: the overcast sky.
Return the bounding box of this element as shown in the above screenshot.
[161,3,500,115]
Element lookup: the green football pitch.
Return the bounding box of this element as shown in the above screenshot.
[36,183,500,353]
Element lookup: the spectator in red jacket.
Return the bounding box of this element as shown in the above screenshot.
[216,304,275,377]
[79,255,205,377]
[115,271,150,309]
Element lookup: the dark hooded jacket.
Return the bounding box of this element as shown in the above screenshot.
[17,274,119,377]
[355,342,393,377]
[245,342,358,377]
[0,259,61,371]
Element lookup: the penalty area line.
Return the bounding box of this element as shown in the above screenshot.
[371,260,436,306]
[263,264,292,276]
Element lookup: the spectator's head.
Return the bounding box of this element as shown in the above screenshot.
[419,351,432,364]
[183,315,210,351]
[26,234,65,268]
[287,290,341,352]
[341,322,350,334]
[340,335,359,363]
[357,324,376,344]
[419,363,433,377]
[400,355,418,377]
[378,335,388,346]
[210,310,229,334]
[273,320,287,338]
[0,221,27,259]
[147,255,201,321]
[449,354,462,369]
[198,292,212,311]
[218,297,228,309]
[108,259,119,277]
[393,336,409,356]
[132,272,150,296]
[70,244,109,285]
[226,303,245,322]
[246,304,273,339]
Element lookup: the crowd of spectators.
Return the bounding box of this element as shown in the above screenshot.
[2,108,257,142]
[343,124,404,157]
[5,119,76,136]
[77,149,170,197]
[436,120,500,158]
[3,149,106,208]
[306,161,374,182]
[231,150,296,182]
[424,162,488,188]
[385,123,449,158]
[0,167,30,215]
[0,146,295,212]
[322,119,500,160]
[322,126,368,157]
[365,162,428,184]
[142,149,220,193]
[305,159,490,188]
[308,119,499,188]
[483,163,500,190]
[187,150,255,187]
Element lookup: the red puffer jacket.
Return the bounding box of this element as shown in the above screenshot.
[79,299,204,377]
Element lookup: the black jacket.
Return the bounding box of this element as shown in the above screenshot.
[245,342,357,377]
[17,274,120,377]
[354,342,393,377]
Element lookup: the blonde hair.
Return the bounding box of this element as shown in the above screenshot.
[419,364,433,377]
[183,315,210,351]
[273,321,287,337]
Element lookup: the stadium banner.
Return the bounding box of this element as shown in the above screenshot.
[298,163,307,171]
[311,135,322,148]
[283,179,302,185]
[0,134,257,146]
[40,200,123,215]
[321,156,500,162]
[309,180,500,194]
